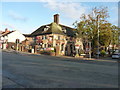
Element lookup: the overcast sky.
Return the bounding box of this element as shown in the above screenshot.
[1,0,119,34]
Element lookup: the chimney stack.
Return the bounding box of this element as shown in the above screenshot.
[5,28,10,33]
[54,14,59,24]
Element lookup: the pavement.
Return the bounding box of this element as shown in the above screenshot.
[2,50,118,88]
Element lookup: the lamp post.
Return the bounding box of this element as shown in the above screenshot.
[97,15,100,59]
[89,42,91,59]
[16,39,19,51]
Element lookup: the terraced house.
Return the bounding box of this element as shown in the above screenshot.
[21,14,83,56]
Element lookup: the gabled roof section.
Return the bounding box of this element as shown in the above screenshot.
[2,31,15,37]
[30,22,76,37]
[30,24,50,36]
[23,34,31,37]
[30,23,65,36]
[59,24,76,37]
[49,23,65,34]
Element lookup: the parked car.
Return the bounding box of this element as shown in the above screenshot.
[112,53,120,59]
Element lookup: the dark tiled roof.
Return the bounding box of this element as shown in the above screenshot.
[0,31,4,34]
[23,34,31,37]
[2,31,15,37]
[59,24,76,37]
[30,24,51,36]
[30,22,76,37]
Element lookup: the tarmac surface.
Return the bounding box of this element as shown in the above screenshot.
[2,50,118,88]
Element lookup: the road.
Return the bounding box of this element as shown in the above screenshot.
[2,51,118,88]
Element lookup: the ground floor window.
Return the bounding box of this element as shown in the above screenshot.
[61,44,64,51]
[48,44,53,47]
[44,44,47,48]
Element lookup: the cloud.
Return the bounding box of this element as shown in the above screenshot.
[2,23,17,30]
[111,6,118,15]
[8,10,28,22]
[111,19,118,26]
[2,22,29,34]
[1,0,119,2]
[108,6,118,26]
[43,1,86,20]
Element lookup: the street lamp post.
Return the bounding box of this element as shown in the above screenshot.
[97,15,100,59]
[16,39,19,51]
[89,42,91,59]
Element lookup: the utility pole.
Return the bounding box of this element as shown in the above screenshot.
[97,15,100,59]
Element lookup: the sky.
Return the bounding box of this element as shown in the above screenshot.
[1,0,119,34]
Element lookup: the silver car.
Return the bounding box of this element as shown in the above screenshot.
[112,53,120,59]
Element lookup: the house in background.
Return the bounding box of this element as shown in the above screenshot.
[0,31,4,48]
[22,14,83,56]
[19,34,34,52]
[0,28,26,49]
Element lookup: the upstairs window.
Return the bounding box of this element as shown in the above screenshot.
[43,28,48,32]
[45,36,47,39]
[42,35,47,40]
[33,37,35,40]
[43,26,50,32]
[48,44,53,47]
[62,27,66,33]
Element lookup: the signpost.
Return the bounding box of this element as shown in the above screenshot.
[97,15,100,59]
[16,39,20,51]
[89,42,91,59]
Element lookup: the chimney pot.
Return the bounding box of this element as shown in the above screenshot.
[5,28,10,33]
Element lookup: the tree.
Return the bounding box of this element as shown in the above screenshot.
[73,7,112,56]
[99,23,112,50]
[111,25,119,51]
[73,15,91,52]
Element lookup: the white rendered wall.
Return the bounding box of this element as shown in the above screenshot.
[7,30,25,43]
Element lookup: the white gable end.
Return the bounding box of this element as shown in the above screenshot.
[7,30,25,43]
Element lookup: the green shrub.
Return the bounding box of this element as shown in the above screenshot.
[79,50,84,55]
[76,54,79,57]
[49,50,55,52]
[112,50,115,54]
[100,50,106,57]
[40,50,55,55]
